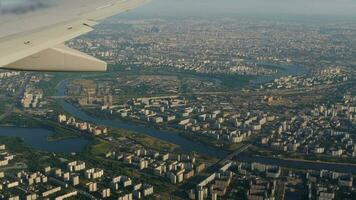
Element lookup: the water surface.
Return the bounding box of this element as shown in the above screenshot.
[0,127,90,152]
[56,80,228,158]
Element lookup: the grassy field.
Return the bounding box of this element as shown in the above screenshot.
[107,64,255,89]
[111,129,178,151]
[90,140,113,156]
[0,98,12,115]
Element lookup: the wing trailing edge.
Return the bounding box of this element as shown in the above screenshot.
[4,44,107,72]
[0,0,152,72]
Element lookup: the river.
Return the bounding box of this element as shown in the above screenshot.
[252,64,308,85]
[50,65,305,157]
[55,79,228,158]
[4,66,356,173]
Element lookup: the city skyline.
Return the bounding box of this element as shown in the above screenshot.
[0,0,356,199]
[123,0,356,18]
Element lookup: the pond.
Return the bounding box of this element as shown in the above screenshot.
[0,127,90,153]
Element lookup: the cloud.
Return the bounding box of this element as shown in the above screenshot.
[0,0,54,14]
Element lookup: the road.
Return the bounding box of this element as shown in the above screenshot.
[218,144,251,165]
[204,144,251,174]
[0,75,29,120]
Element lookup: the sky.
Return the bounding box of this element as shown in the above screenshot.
[122,0,356,18]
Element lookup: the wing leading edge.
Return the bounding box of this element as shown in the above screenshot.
[0,0,151,72]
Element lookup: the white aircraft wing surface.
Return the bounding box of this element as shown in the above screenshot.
[0,0,150,71]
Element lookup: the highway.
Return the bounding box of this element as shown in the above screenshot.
[204,143,251,174]
[218,144,251,166]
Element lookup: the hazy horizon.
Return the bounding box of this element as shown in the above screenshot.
[119,0,356,19]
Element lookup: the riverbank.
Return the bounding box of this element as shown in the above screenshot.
[56,79,228,158]
[270,157,356,167]
[80,107,237,151]
[236,154,356,174]
[0,113,82,141]
[246,145,356,166]
[0,127,91,153]
[53,63,308,158]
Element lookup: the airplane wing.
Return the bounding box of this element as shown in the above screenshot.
[0,0,151,72]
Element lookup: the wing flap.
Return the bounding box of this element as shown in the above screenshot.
[4,44,107,72]
[0,21,93,66]
[0,20,95,68]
